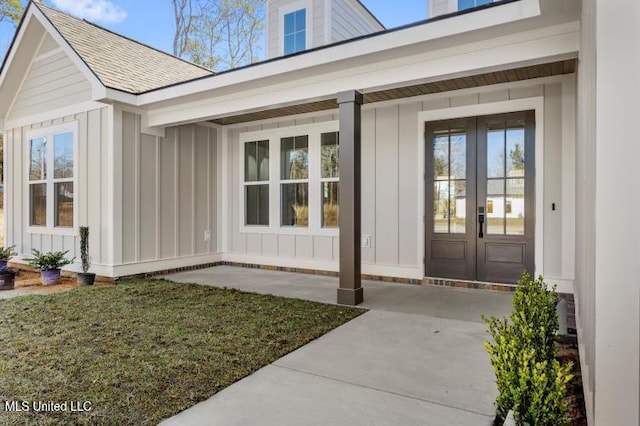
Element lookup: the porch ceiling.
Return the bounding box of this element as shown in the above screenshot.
[209,59,576,126]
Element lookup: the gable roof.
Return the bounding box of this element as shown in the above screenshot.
[34,2,213,94]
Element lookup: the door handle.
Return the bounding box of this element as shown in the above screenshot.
[478,207,485,239]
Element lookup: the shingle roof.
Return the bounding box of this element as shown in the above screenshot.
[36,3,213,94]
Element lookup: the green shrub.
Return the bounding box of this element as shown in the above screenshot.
[0,245,17,261]
[25,249,74,271]
[483,273,572,425]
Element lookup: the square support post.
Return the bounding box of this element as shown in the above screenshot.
[337,90,363,305]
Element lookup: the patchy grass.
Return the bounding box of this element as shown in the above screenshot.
[0,279,364,425]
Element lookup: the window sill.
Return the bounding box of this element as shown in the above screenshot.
[239,225,339,237]
[27,226,77,237]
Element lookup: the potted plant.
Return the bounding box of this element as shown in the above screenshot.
[0,245,17,269]
[77,226,96,286]
[0,267,17,290]
[25,249,74,286]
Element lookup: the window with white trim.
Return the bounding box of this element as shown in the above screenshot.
[28,124,76,230]
[244,140,270,226]
[283,8,306,55]
[239,122,339,234]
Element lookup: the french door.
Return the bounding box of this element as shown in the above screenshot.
[425,111,535,284]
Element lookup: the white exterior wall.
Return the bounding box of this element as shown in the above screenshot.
[223,79,576,287]
[118,111,219,276]
[330,0,381,43]
[575,0,596,421]
[8,34,92,121]
[4,106,112,273]
[592,0,640,424]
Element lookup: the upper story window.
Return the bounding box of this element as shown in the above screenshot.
[284,8,306,55]
[458,0,492,11]
[27,122,76,233]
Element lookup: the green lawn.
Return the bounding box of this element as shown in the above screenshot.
[0,279,364,425]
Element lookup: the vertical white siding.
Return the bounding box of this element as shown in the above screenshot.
[9,39,91,120]
[227,81,575,280]
[5,107,111,267]
[120,112,218,265]
[575,1,596,421]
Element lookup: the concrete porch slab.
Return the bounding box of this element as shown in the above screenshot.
[162,266,512,323]
[161,265,511,425]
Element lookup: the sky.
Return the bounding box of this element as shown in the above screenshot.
[0,0,427,67]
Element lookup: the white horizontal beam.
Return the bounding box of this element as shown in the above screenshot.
[146,22,579,128]
[139,0,541,105]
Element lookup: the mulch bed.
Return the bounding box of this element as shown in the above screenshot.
[556,335,588,425]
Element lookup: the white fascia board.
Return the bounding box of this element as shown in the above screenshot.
[139,0,541,106]
[0,9,35,91]
[30,8,105,96]
[146,21,578,128]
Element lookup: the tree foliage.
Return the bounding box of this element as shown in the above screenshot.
[0,0,23,26]
[172,0,264,71]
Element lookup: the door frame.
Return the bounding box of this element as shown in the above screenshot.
[416,97,544,281]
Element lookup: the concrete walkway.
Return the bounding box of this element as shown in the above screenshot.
[161,266,512,426]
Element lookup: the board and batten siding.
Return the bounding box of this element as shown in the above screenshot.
[120,112,218,266]
[227,81,575,281]
[266,0,325,59]
[8,34,92,121]
[4,107,111,268]
[330,0,380,43]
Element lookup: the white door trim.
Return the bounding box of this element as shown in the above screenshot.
[417,96,545,280]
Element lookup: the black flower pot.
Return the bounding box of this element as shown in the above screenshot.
[77,272,96,286]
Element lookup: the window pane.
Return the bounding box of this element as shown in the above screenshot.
[30,183,47,226]
[295,31,305,52]
[54,132,73,179]
[450,181,466,234]
[295,9,306,31]
[458,0,474,10]
[284,12,295,34]
[281,136,308,180]
[245,142,257,181]
[433,181,449,233]
[321,132,339,178]
[54,182,74,227]
[322,181,339,228]
[245,184,269,226]
[506,127,525,178]
[450,131,466,179]
[506,178,525,235]
[245,140,268,182]
[284,34,295,55]
[30,137,46,181]
[487,127,505,178]
[487,178,505,235]
[281,183,308,226]
[433,134,449,179]
[258,140,269,181]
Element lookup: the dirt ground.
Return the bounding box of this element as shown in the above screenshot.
[0,270,112,300]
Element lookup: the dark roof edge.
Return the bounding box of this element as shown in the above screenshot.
[137,0,522,95]
[0,1,34,81]
[354,0,386,30]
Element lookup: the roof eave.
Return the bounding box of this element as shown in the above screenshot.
[136,0,541,106]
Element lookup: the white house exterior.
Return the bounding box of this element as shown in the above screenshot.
[0,0,638,424]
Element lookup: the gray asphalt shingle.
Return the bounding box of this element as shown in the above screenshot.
[36,3,213,94]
